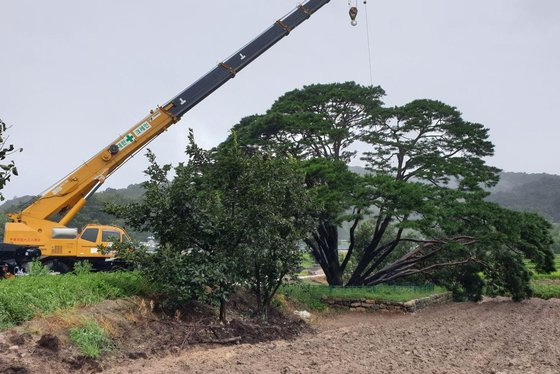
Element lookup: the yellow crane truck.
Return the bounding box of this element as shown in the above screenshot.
[0,0,331,277]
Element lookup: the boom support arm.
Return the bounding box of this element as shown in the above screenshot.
[12,0,330,226]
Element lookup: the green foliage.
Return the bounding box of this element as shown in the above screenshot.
[531,283,560,299]
[302,158,362,224]
[30,259,51,276]
[363,99,499,188]
[300,252,316,269]
[278,283,446,311]
[73,261,93,275]
[0,271,148,330]
[69,321,112,358]
[549,224,560,254]
[415,204,556,301]
[528,256,560,299]
[225,81,556,302]
[530,258,560,280]
[112,243,234,308]
[108,132,319,319]
[224,82,385,163]
[0,119,22,201]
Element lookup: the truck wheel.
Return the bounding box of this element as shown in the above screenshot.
[44,260,70,274]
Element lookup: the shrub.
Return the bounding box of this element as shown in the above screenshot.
[107,135,318,320]
[73,261,93,275]
[30,259,50,276]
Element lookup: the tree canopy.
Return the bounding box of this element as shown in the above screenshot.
[108,131,318,319]
[221,82,555,300]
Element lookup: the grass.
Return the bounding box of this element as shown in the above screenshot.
[300,252,316,269]
[68,320,112,358]
[297,252,317,276]
[532,283,560,300]
[531,271,560,281]
[278,283,446,311]
[529,256,560,281]
[529,255,560,299]
[0,271,149,330]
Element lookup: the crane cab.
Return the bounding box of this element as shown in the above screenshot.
[45,224,131,272]
[76,224,130,257]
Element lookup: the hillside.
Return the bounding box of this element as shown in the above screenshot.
[0,184,148,241]
[348,168,560,222]
[487,172,560,222]
[1,170,559,242]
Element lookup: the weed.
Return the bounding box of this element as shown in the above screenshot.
[68,320,112,358]
[30,259,51,276]
[532,283,560,299]
[73,261,93,275]
[527,256,560,281]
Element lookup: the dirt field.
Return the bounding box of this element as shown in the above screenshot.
[2,297,560,373]
[105,297,560,374]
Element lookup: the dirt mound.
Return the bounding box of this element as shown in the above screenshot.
[37,334,60,352]
[178,317,306,347]
[62,356,102,373]
[0,295,308,373]
[127,352,148,360]
[231,318,306,344]
[3,296,560,373]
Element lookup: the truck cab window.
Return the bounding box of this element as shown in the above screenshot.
[102,230,121,242]
[81,228,99,242]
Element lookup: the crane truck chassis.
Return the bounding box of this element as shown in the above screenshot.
[0,0,331,277]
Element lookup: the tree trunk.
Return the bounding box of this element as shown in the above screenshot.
[306,221,344,286]
[219,296,227,323]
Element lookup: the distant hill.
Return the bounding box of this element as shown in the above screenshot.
[487,172,560,222]
[1,170,560,243]
[348,167,560,222]
[0,184,149,241]
[0,195,36,213]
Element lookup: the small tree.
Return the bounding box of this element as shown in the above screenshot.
[108,131,317,320]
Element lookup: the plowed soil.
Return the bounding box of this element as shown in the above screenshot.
[2,297,560,373]
[106,297,560,374]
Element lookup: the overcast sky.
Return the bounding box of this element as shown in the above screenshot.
[1,0,559,199]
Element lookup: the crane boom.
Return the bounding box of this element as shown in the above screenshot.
[1,0,332,275]
[167,0,330,119]
[11,0,330,228]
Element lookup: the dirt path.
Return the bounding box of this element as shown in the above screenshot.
[105,298,560,374]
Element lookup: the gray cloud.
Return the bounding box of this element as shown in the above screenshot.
[1,0,558,199]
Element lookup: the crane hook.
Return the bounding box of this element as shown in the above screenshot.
[349,6,358,26]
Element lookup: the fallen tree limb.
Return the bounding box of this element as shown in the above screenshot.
[196,336,242,345]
